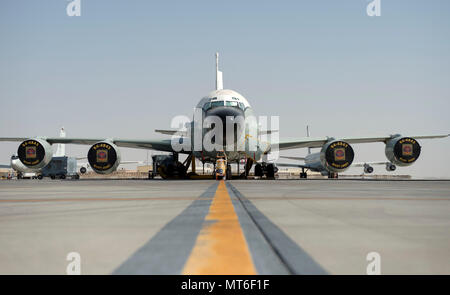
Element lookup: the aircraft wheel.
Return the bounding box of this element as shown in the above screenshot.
[328,172,338,179]
[266,164,275,179]
[254,164,263,177]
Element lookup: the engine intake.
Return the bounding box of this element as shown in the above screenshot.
[320,140,355,173]
[385,137,421,166]
[17,139,53,170]
[87,141,121,174]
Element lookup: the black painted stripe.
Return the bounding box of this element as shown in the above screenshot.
[228,183,328,275]
[113,183,218,275]
[226,183,290,275]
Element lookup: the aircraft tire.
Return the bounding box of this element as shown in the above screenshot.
[254,164,263,177]
[266,164,275,179]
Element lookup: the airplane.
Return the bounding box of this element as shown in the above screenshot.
[0,53,448,180]
[277,155,397,178]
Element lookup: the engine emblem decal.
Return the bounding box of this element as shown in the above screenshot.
[97,150,108,163]
[26,146,36,159]
[334,148,345,161]
[402,144,413,156]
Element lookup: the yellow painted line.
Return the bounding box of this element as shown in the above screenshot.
[182,180,257,275]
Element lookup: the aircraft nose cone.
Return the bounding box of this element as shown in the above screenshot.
[205,106,245,148]
[206,106,244,121]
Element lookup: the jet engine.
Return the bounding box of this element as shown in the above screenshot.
[87,141,121,174]
[17,138,53,170]
[304,140,355,174]
[319,140,355,173]
[385,136,421,166]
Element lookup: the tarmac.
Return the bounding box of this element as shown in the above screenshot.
[0,179,449,275]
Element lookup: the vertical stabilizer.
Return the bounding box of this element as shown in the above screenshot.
[215,52,223,90]
[54,127,66,157]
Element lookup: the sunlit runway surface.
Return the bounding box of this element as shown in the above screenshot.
[0,179,449,275]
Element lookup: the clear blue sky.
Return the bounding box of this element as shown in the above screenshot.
[1,0,449,177]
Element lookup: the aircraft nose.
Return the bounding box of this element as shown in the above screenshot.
[206,106,244,123]
[205,106,245,147]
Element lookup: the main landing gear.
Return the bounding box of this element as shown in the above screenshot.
[328,172,339,179]
[299,168,308,179]
[254,163,277,179]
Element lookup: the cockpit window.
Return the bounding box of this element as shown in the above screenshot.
[204,100,245,111]
[211,101,224,108]
[203,102,211,111]
[226,101,238,107]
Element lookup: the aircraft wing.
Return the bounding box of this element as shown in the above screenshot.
[275,134,449,150]
[0,137,179,153]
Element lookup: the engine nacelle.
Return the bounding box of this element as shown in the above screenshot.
[319,140,355,173]
[386,163,397,172]
[87,141,121,174]
[385,136,421,166]
[364,164,374,174]
[17,139,53,170]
